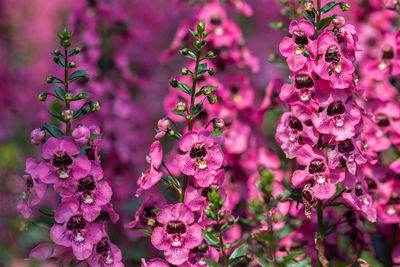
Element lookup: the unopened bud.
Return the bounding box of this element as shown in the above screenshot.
[63,39,71,48]
[268,53,277,62]
[65,92,74,101]
[304,1,314,11]
[169,130,175,136]
[206,51,215,58]
[212,118,225,132]
[169,78,179,88]
[194,40,202,49]
[62,109,74,121]
[72,125,90,146]
[206,227,213,233]
[84,74,90,81]
[224,244,231,250]
[53,56,60,63]
[204,209,213,218]
[54,49,61,56]
[38,93,47,102]
[181,67,189,75]
[46,75,54,84]
[69,62,77,68]
[157,117,171,132]
[332,15,346,28]
[176,99,187,111]
[30,128,46,145]
[208,68,215,76]
[147,218,156,227]
[74,47,81,54]
[197,21,205,33]
[340,2,350,11]
[228,217,235,225]
[199,243,208,252]
[62,28,69,37]
[89,100,100,112]
[219,211,227,219]
[207,94,217,104]
[181,48,189,55]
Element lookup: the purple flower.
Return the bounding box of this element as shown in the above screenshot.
[72,125,91,146]
[177,130,223,187]
[151,203,203,265]
[37,137,91,196]
[50,199,102,260]
[136,141,163,197]
[88,228,124,267]
[343,181,376,223]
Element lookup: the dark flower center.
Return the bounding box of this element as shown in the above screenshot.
[96,238,110,255]
[230,86,239,94]
[365,178,377,190]
[309,160,326,174]
[78,176,96,194]
[201,184,219,198]
[354,184,363,197]
[388,192,400,205]
[67,215,86,231]
[376,114,390,127]
[302,189,313,201]
[382,45,394,60]
[289,117,303,131]
[338,139,355,153]
[52,151,73,169]
[294,32,308,45]
[166,221,186,234]
[140,206,157,225]
[327,101,346,116]
[26,176,34,190]
[325,46,340,63]
[295,74,314,89]
[190,144,207,159]
[86,145,96,160]
[210,15,222,26]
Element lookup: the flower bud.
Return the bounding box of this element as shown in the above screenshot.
[199,243,208,252]
[62,109,74,121]
[224,244,231,250]
[304,1,314,11]
[197,21,205,33]
[207,94,217,104]
[169,78,179,88]
[84,74,90,81]
[206,227,213,233]
[38,93,47,102]
[62,28,69,38]
[74,47,81,54]
[54,49,61,56]
[147,218,156,227]
[340,2,350,11]
[63,39,71,48]
[89,100,100,112]
[65,92,74,101]
[181,48,189,55]
[206,51,215,58]
[208,68,215,76]
[157,117,172,132]
[169,130,175,136]
[181,67,189,75]
[212,118,225,132]
[53,56,60,63]
[332,15,346,28]
[228,217,235,225]
[46,75,54,84]
[219,211,227,219]
[268,53,277,62]
[194,40,202,49]
[30,127,46,145]
[69,62,77,68]
[176,99,187,111]
[204,209,213,218]
[72,125,90,146]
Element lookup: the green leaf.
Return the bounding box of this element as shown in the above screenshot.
[49,111,65,122]
[211,131,223,138]
[180,49,196,60]
[221,216,239,232]
[171,108,187,117]
[68,46,82,56]
[269,22,284,30]
[281,249,305,263]
[193,103,203,117]
[38,207,54,217]
[195,85,218,97]
[321,1,339,14]
[176,82,191,94]
[68,69,87,82]
[89,133,102,141]
[73,92,92,101]
[202,259,218,267]
[72,105,90,121]
[229,243,248,260]
[302,11,315,26]
[197,63,208,75]
[55,58,65,68]
[317,16,333,32]
[202,230,220,247]
[52,82,65,100]
[43,123,65,138]
[128,228,153,236]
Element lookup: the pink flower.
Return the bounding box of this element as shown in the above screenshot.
[179,245,219,267]
[151,203,203,265]
[37,137,91,196]
[312,32,354,89]
[155,117,172,139]
[141,258,169,267]
[312,88,361,141]
[136,141,163,197]
[87,229,124,267]
[342,181,376,222]
[72,125,91,146]
[220,73,254,110]
[292,145,344,200]
[30,127,46,145]
[337,24,362,61]
[50,199,102,260]
[279,19,316,71]
[177,130,223,187]
[17,158,47,218]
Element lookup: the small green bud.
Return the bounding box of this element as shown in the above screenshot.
[181,67,189,75]
[219,211,227,219]
[207,94,217,104]
[227,217,235,225]
[62,28,69,37]
[53,56,60,63]
[38,93,47,102]
[206,227,213,233]
[204,88,212,95]
[212,118,225,132]
[199,243,208,252]
[63,39,71,48]
[169,130,175,136]
[224,244,231,250]
[194,40,202,49]
[206,51,215,58]
[176,99,187,111]
[204,209,213,218]
[304,1,314,11]
[62,109,74,121]
[69,62,76,68]
[268,53,277,62]
[74,47,81,54]
[54,49,61,56]
[197,21,205,33]
[147,218,156,227]
[65,92,74,101]
[340,2,350,11]
[89,100,100,112]
[169,78,179,88]
[181,48,189,55]
[208,68,215,76]
[185,115,191,120]
[46,75,54,84]
[84,74,90,82]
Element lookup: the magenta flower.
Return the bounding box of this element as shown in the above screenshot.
[136,141,163,197]
[141,258,169,267]
[279,19,316,71]
[50,199,102,260]
[342,179,376,222]
[312,32,354,89]
[72,125,91,146]
[37,137,91,196]
[30,127,46,145]
[177,130,223,187]
[17,158,47,218]
[88,231,124,267]
[180,245,219,267]
[276,110,319,159]
[151,203,203,265]
[292,145,344,200]
[312,88,361,141]
[155,117,172,139]
[337,24,362,61]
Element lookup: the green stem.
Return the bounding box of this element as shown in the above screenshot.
[216,213,229,267]
[64,47,71,136]
[317,199,324,267]
[316,0,321,26]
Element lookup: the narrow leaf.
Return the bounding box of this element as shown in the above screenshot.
[202,230,220,246]
[68,69,87,82]
[321,1,339,14]
[194,103,203,117]
[197,63,208,75]
[176,82,191,94]
[43,123,65,138]
[49,111,65,122]
[73,92,92,101]
[229,243,248,260]
[72,105,90,121]
[89,133,102,141]
[68,46,82,57]
[171,108,186,117]
[52,82,65,100]
[317,16,333,32]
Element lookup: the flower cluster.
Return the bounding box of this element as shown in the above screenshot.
[17,29,122,266]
